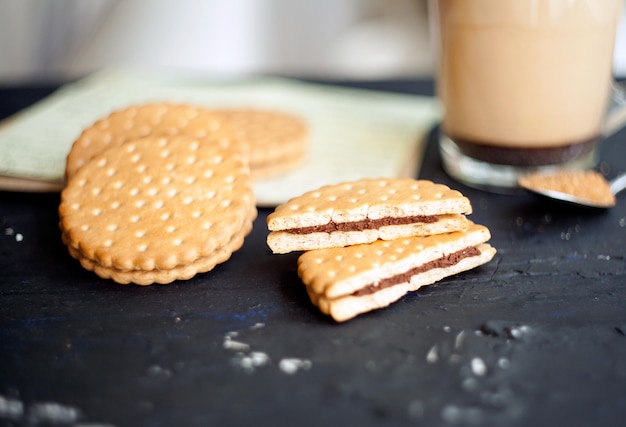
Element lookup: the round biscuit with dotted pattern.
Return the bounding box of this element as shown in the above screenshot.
[215,109,309,178]
[59,134,255,285]
[65,103,240,180]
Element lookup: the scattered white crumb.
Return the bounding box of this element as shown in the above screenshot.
[222,327,272,373]
[232,351,270,373]
[426,345,439,364]
[3,227,23,241]
[471,357,487,376]
[279,358,312,375]
[236,355,254,371]
[508,325,530,339]
[0,395,23,419]
[224,324,312,375]
[222,331,252,351]
[454,331,465,349]
[249,351,269,366]
[0,395,114,426]
[26,402,81,424]
[223,339,250,351]
[443,326,452,333]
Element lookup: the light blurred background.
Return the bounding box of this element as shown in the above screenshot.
[1,0,625,84]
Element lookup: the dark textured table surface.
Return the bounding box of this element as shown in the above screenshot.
[1,79,626,427]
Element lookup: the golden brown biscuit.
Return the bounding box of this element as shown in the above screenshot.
[59,134,255,285]
[266,178,472,254]
[298,222,496,322]
[215,109,309,178]
[65,103,237,180]
[63,206,255,285]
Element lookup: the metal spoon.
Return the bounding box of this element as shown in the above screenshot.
[519,170,626,208]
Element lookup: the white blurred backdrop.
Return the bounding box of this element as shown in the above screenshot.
[0,0,624,83]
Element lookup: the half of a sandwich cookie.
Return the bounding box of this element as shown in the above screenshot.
[297,222,496,322]
[267,178,473,254]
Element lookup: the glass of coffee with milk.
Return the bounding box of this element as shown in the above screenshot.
[429,0,626,190]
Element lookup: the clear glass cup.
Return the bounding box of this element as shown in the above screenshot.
[429,0,626,191]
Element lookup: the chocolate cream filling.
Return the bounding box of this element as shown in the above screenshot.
[287,215,439,234]
[352,246,481,297]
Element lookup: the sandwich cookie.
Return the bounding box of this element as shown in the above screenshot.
[59,134,256,285]
[267,178,472,254]
[65,103,237,180]
[214,109,309,178]
[298,222,496,322]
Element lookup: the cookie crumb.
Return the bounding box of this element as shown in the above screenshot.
[0,395,23,420]
[470,357,487,376]
[233,351,270,373]
[426,345,439,364]
[26,402,81,425]
[279,358,312,375]
[223,338,250,351]
[249,351,270,366]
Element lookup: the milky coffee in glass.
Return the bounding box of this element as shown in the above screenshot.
[430,0,625,189]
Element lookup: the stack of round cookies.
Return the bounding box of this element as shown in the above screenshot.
[59,103,308,285]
